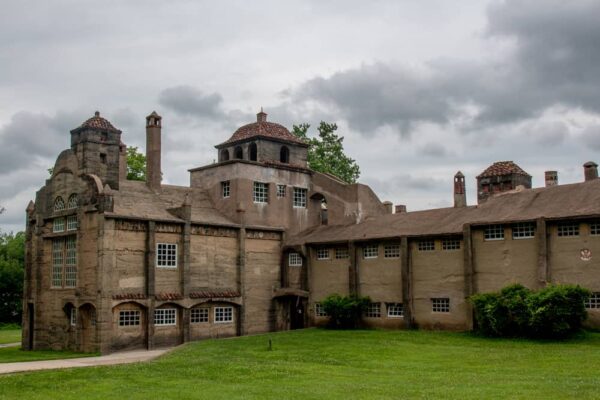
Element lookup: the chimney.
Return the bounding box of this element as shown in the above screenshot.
[395,205,407,213]
[453,171,466,208]
[544,171,558,187]
[584,161,598,182]
[257,108,267,123]
[383,201,393,214]
[146,111,162,192]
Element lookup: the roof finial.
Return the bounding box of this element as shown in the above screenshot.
[95,111,100,117]
[257,107,267,122]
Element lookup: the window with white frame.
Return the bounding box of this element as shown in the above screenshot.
[253,182,269,203]
[214,306,233,323]
[157,243,177,268]
[53,218,65,233]
[590,222,600,236]
[431,298,450,313]
[276,184,286,198]
[418,240,435,251]
[557,222,579,237]
[52,239,64,287]
[387,303,404,318]
[335,248,349,259]
[65,236,77,287]
[119,310,141,326]
[54,196,65,212]
[316,248,330,260]
[512,222,535,239]
[384,244,400,258]
[363,244,378,259]
[67,215,77,231]
[315,303,329,317]
[221,181,230,198]
[484,225,504,241]
[70,308,77,326]
[51,237,76,288]
[154,308,177,326]
[191,308,209,323]
[289,252,302,266]
[365,302,381,318]
[442,239,460,250]
[67,194,79,209]
[585,293,600,309]
[293,187,307,208]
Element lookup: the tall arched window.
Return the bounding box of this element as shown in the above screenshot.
[221,149,230,161]
[67,194,79,209]
[54,196,65,212]
[280,146,290,163]
[249,143,257,161]
[234,146,243,159]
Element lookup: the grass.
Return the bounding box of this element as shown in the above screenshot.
[1,329,599,399]
[0,347,95,364]
[0,327,21,345]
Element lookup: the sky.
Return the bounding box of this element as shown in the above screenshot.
[1,0,600,233]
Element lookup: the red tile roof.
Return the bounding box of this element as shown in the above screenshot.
[218,111,306,147]
[112,293,146,300]
[155,293,183,301]
[80,111,120,132]
[189,290,241,299]
[477,161,530,178]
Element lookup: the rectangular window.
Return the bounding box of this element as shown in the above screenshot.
[585,293,600,309]
[70,308,77,326]
[253,182,269,203]
[157,243,177,268]
[384,244,400,258]
[191,308,209,323]
[315,303,329,317]
[119,310,141,326]
[154,308,177,326]
[557,222,579,237]
[484,225,504,241]
[53,218,65,233]
[214,306,233,323]
[52,237,76,288]
[316,248,330,260]
[418,240,435,251]
[432,298,450,313]
[335,248,349,259]
[363,244,378,259]
[64,236,77,287]
[387,303,404,318]
[512,222,535,239]
[365,303,381,318]
[66,215,77,231]
[590,222,600,236]
[293,187,307,208]
[442,239,460,250]
[288,252,302,266]
[276,184,286,198]
[221,181,230,198]
[52,239,64,287]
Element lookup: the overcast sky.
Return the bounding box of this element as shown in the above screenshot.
[1,0,600,233]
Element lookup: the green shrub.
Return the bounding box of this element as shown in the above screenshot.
[471,284,531,337]
[321,294,371,329]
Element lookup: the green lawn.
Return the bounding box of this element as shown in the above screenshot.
[0,347,95,363]
[1,329,599,399]
[0,329,21,345]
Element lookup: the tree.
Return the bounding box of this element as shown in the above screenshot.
[321,293,371,329]
[0,231,25,324]
[292,122,360,184]
[126,146,146,181]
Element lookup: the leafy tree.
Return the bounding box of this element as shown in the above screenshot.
[292,122,360,184]
[0,232,25,324]
[126,146,146,181]
[321,293,371,329]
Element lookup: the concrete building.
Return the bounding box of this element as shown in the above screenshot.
[22,111,600,353]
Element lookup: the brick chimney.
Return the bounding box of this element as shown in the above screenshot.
[584,161,598,182]
[544,171,558,187]
[146,111,162,192]
[454,171,466,208]
[383,201,393,214]
[395,205,407,213]
[257,108,267,123]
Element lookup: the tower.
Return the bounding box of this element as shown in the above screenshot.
[454,171,466,208]
[146,111,162,192]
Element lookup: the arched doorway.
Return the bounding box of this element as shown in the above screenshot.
[78,303,97,353]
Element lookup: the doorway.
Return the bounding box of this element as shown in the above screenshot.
[27,303,34,350]
[290,297,305,330]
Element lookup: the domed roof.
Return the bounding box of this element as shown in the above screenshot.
[217,110,306,147]
[477,161,530,179]
[79,111,120,132]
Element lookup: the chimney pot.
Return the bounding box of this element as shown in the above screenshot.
[395,204,407,213]
[383,201,393,214]
[544,171,558,187]
[453,171,467,207]
[584,161,598,182]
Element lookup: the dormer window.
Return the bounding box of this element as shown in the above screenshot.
[280,146,289,163]
[249,143,257,161]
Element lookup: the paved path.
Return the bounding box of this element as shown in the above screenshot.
[0,343,20,348]
[0,348,171,375]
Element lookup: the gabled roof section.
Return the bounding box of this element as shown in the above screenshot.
[477,161,530,178]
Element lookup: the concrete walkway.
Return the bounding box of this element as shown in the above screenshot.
[0,342,20,348]
[0,348,170,375]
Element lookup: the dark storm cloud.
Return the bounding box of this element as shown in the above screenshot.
[158,86,225,119]
[289,0,600,134]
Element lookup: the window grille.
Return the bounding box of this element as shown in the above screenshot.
[442,239,460,250]
[157,243,177,268]
[315,303,329,317]
[52,239,64,287]
[119,310,141,326]
[54,196,65,212]
[387,303,404,318]
[221,181,230,198]
[276,184,286,198]
[67,215,78,231]
[316,248,330,260]
[253,182,268,203]
[191,308,209,323]
[335,248,349,259]
[289,252,302,266]
[365,303,381,318]
[418,240,435,251]
[590,222,600,236]
[512,222,535,239]
[432,298,450,313]
[293,187,307,208]
[64,236,77,287]
[363,245,378,259]
[70,308,77,326]
[384,244,400,258]
[67,194,79,209]
[484,225,504,240]
[214,306,233,323]
[557,223,579,237]
[154,308,177,326]
[53,218,65,233]
[585,293,600,309]
[52,237,76,288]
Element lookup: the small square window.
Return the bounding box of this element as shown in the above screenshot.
[157,243,177,268]
[484,225,504,241]
[221,181,230,198]
[253,182,269,203]
[590,222,600,236]
[418,240,435,251]
[214,306,233,323]
[512,222,535,239]
[315,303,329,317]
[119,310,141,326]
[293,187,307,208]
[53,218,65,233]
[289,252,302,267]
[316,248,330,260]
[277,184,286,198]
[154,308,177,326]
[67,215,78,231]
[557,222,579,237]
[335,248,349,259]
[442,239,460,250]
[431,298,450,313]
[387,303,404,318]
[365,303,381,318]
[363,245,378,259]
[191,308,209,323]
[585,293,600,309]
[384,244,400,258]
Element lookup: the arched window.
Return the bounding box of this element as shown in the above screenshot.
[234,146,243,159]
[249,143,257,161]
[221,149,230,162]
[280,146,290,163]
[67,194,79,209]
[54,196,65,212]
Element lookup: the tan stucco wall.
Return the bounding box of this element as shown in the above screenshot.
[189,235,238,290]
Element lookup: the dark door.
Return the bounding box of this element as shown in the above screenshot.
[28,303,34,350]
[290,297,304,330]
